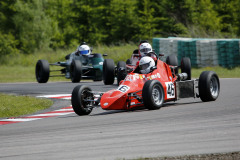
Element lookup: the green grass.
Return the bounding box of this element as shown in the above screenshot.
[0,93,53,118]
[191,66,240,78]
[0,42,240,83]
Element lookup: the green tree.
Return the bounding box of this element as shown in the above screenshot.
[13,0,54,53]
[212,0,240,37]
[108,0,138,43]
[192,0,221,37]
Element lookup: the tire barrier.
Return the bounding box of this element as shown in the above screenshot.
[152,37,240,68]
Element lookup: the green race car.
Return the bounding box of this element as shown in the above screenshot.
[35,43,107,83]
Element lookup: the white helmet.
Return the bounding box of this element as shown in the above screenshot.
[139,56,155,74]
[78,44,91,55]
[139,43,152,56]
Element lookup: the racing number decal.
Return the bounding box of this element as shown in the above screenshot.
[117,85,130,93]
[165,82,175,98]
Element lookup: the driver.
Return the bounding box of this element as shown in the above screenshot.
[131,41,153,65]
[65,42,92,78]
[76,42,91,55]
[139,42,153,57]
[139,56,155,74]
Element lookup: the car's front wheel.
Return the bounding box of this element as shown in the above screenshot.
[142,80,164,110]
[71,85,94,116]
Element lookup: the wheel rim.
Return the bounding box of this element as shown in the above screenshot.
[152,85,164,105]
[210,76,219,98]
[81,90,94,111]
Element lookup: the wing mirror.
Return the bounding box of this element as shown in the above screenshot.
[159,52,164,56]
[150,66,157,72]
[103,54,108,56]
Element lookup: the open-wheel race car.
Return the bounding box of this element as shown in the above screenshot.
[35,42,107,83]
[102,41,157,86]
[71,54,220,116]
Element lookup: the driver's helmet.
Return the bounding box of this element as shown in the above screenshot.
[139,42,152,56]
[78,44,91,55]
[139,56,155,74]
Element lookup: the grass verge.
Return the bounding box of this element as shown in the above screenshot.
[0,65,239,83]
[0,93,53,118]
[130,151,240,160]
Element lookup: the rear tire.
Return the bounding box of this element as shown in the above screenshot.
[117,61,127,85]
[181,57,191,80]
[70,60,82,83]
[142,80,164,110]
[35,60,50,83]
[198,71,220,102]
[71,85,93,116]
[166,55,178,74]
[103,59,115,85]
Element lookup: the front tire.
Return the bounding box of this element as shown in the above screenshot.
[103,59,115,85]
[71,85,94,116]
[35,60,50,83]
[198,71,220,102]
[70,60,82,83]
[142,80,164,110]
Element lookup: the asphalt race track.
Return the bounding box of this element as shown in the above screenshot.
[0,79,240,160]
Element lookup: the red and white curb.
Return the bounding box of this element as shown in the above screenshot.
[0,94,73,125]
[37,94,72,100]
[0,106,74,125]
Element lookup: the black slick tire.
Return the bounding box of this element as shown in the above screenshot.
[70,60,82,83]
[166,54,178,74]
[35,59,50,83]
[71,85,93,116]
[103,59,115,85]
[117,61,127,85]
[142,80,164,110]
[181,57,191,80]
[198,71,220,102]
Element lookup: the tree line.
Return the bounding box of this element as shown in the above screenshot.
[0,0,240,56]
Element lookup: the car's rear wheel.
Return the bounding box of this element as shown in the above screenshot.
[103,59,115,85]
[166,54,178,74]
[198,71,220,102]
[71,85,94,116]
[70,60,82,83]
[117,61,127,85]
[181,57,191,80]
[142,80,164,110]
[35,60,50,83]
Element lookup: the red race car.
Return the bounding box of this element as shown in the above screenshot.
[71,54,220,116]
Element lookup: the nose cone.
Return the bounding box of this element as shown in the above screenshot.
[100,90,128,110]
